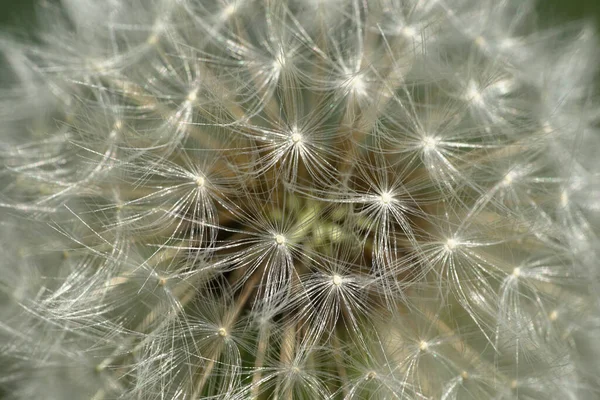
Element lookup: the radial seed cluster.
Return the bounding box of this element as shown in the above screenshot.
[1,0,600,399]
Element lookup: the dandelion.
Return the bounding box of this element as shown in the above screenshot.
[1,0,599,399]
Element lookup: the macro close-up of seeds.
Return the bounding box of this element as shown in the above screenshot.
[1,0,600,399]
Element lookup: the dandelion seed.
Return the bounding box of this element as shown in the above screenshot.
[331,274,343,287]
[401,26,418,39]
[560,190,569,207]
[347,74,366,96]
[464,80,484,107]
[146,33,160,45]
[422,136,439,151]
[221,3,237,19]
[272,49,287,71]
[274,234,286,245]
[290,129,302,144]
[474,36,487,48]
[445,238,459,252]
[186,90,198,103]
[379,192,393,205]
[500,37,517,50]
[502,171,515,186]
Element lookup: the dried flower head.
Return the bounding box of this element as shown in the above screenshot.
[1,0,600,399]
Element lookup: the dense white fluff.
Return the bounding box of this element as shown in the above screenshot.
[1,0,599,399]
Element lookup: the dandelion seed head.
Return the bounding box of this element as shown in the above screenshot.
[1,0,599,399]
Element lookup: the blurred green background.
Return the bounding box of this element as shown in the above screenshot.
[0,0,599,28]
[0,0,36,28]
